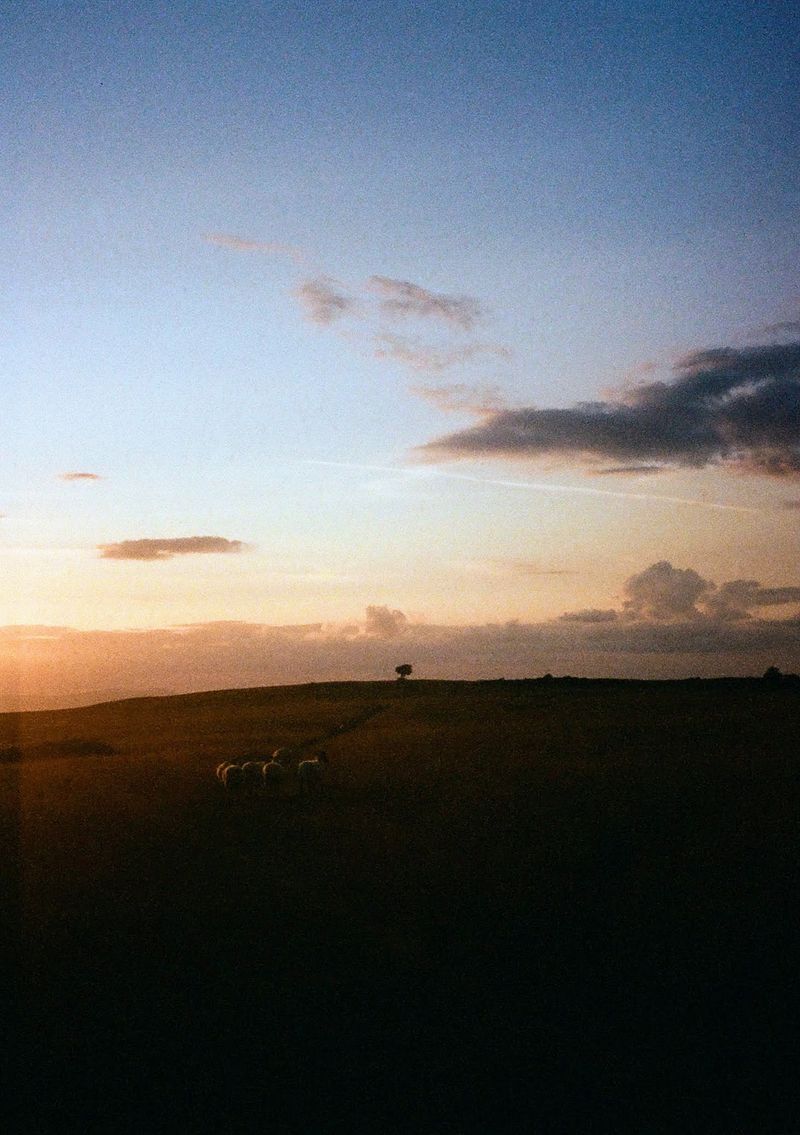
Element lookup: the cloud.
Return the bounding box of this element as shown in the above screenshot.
[703,579,800,621]
[592,465,664,476]
[4,561,800,711]
[364,605,408,638]
[289,269,507,372]
[497,560,576,577]
[622,561,714,621]
[418,338,800,478]
[462,559,576,580]
[211,246,508,381]
[559,608,618,623]
[60,472,102,481]
[6,599,800,712]
[375,333,511,373]
[98,537,246,561]
[410,383,506,415]
[203,232,304,262]
[295,277,356,325]
[763,320,800,336]
[367,276,483,330]
[595,560,800,624]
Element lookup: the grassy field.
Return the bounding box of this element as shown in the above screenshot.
[2,679,798,1132]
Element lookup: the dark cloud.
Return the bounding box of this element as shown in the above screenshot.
[98,537,246,561]
[295,277,356,324]
[375,333,511,373]
[763,320,800,335]
[60,472,102,481]
[418,339,800,477]
[559,608,618,623]
[368,276,483,330]
[364,605,408,638]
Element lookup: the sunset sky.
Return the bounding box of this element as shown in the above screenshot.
[4,1,800,706]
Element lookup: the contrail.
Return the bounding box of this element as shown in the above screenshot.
[305,460,760,514]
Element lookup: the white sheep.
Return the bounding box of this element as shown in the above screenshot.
[297,751,329,797]
[241,760,264,791]
[262,749,290,791]
[221,762,245,791]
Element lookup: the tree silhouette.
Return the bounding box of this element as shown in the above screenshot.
[395,663,413,681]
[763,665,783,683]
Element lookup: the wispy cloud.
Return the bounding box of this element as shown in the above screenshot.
[98,536,247,561]
[295,276,357,325]
[368,276,483,330]
[592,465,664,476]
[374,333,511,373]
[203,232,304,262]
[304,458,760,514]
[410,383,506,414]
[478,559,577,578]
[418,338,800,478]
[214,242,511,384]
[60,472,102,482]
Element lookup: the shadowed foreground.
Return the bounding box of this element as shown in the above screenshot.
[2,679,798,1132]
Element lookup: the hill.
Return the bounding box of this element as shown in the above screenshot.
[3,679,798,1132]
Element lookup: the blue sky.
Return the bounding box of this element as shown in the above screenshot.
[3,1,799,701]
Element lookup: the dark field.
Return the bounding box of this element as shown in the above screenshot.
[2,679,798,1132]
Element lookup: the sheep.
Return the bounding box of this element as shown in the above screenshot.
[216,760,236,783]
[221,762,245,791]
[262,749,291,792]
[297,751,329,797]
[241,760,264,791]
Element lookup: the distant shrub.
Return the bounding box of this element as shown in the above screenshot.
[762,667,800,689]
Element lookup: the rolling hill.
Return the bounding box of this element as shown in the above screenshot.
[3,679,798,1132]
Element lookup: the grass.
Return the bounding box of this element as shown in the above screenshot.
[3,678,798,1132]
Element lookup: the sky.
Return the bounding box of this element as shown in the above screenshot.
[3,1,800,707]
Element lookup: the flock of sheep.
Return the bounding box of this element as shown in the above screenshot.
[213,706,385,800]
[215,748,329,797]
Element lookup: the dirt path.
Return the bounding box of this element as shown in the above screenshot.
[292,702,388,755]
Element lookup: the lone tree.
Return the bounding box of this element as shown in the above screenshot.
[763,665,783,683]
[395,663,413,681]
